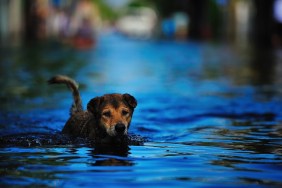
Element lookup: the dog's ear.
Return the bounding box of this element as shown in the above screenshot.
[123,93,137,109]
[87,97,103,115]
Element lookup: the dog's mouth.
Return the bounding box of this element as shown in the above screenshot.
[106,126,128,143]
[107,130,127,137]
[101,133,127,144]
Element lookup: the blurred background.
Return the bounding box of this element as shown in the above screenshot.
[1,0,282,47]
[0,0,282,111]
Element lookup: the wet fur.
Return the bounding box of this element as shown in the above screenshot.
[48,75,137,143]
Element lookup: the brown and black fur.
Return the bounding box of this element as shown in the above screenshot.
[48,75,137,144]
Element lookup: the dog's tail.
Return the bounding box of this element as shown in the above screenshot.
[48,75,83,115]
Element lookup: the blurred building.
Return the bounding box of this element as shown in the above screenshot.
[0,0,101,48]
[153,0,281,47]
[1,0,282,48]
[0,0,23,46]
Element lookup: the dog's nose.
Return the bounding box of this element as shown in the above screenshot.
[115,123,126,133]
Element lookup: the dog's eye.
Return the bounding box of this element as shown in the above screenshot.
[102,111,111,117]
[122,110,129,116]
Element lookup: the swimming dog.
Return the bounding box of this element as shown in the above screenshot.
[48,75,137,144]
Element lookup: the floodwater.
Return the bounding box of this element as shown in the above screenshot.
[1,33,282,187]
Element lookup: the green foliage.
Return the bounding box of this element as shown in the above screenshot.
[127,0,153,8]
[92,0,118,21]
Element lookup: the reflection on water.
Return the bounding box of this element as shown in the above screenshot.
[0,33,282,187]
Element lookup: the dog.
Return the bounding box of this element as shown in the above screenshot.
[48,75,137,144]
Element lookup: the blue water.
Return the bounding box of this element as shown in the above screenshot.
[1,33,282,187]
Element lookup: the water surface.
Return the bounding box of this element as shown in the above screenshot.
[1,34,282,187]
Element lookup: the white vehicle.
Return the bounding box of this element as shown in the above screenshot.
[116,7,157,39]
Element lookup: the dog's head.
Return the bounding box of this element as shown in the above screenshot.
[87,93,137,138]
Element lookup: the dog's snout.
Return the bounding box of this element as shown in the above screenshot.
[115,123,126,133]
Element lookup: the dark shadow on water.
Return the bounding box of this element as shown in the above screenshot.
[90,145,134,166]
[92,144,130,157]
[249,48,276,86]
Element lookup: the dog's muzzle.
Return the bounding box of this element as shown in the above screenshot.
[115,123,126,135]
